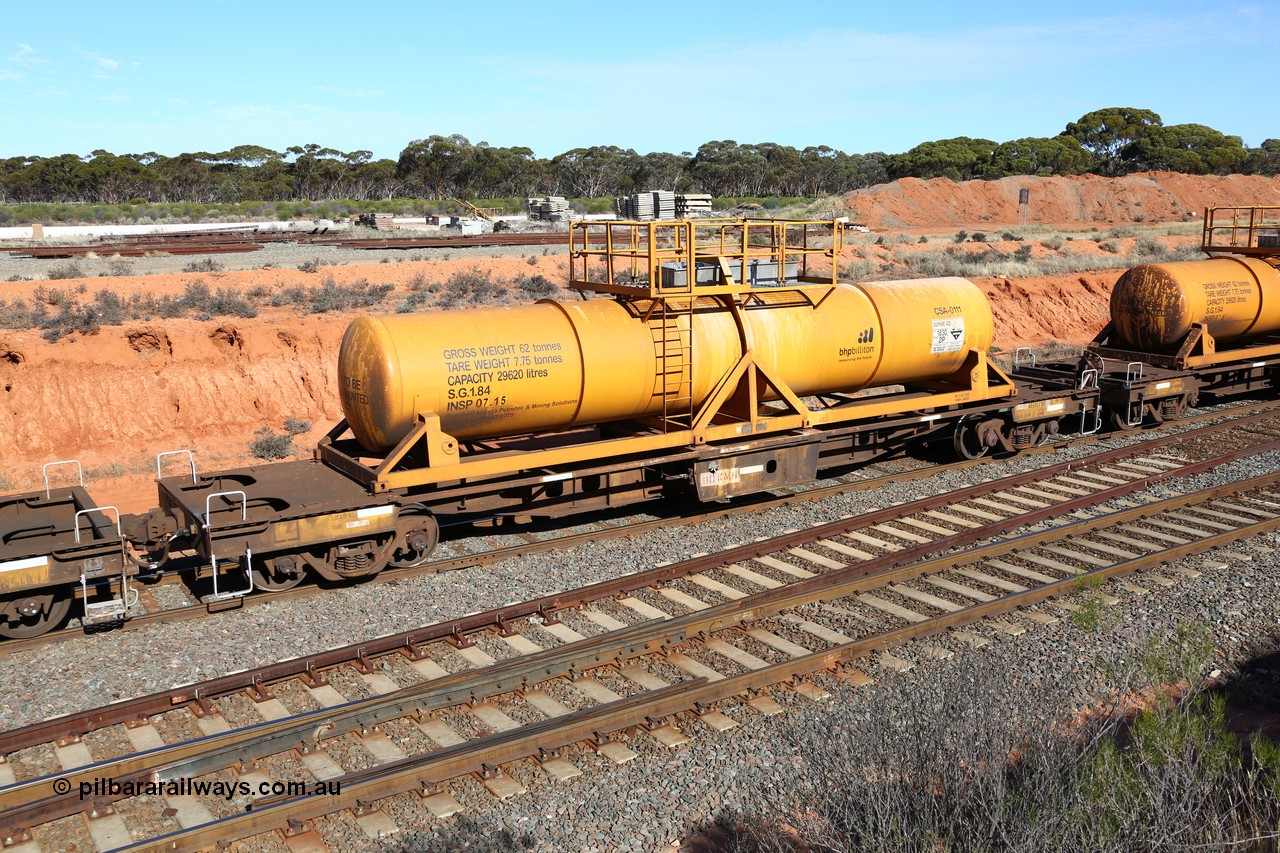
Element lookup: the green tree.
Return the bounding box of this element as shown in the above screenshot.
[218,144,283,169]
[1247,139,1280,175]
[347,158,403,200]
[1061,107,1162,175]
[550,145,637,197]
[460,143,543,197]
[396,134,475,199]
[81,150,154,204]
[150,153,220,202]
[886,137,996,181]
[1123,124,1247,175]
[689,140,770,196]
[838,152,890,190]
[988,136,1091,177]
[628,151,690,192]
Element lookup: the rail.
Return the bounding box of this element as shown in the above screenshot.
[3,407,1276,753]
[3,397,1278,657]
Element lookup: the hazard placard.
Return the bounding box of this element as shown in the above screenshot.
[931,317,965,354]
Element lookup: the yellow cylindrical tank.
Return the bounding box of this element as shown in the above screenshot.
[338,277,994,452]
[1110,257,1280,350]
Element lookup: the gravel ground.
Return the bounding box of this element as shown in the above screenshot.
[2,410,1278,852]
[0,228,564,282]
[366,450,1280,853]
[372,534,1280,853]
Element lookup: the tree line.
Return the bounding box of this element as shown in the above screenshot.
[2,108,1276,206]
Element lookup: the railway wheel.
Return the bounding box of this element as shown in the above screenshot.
[0,590,73,639]
[953,415,996,460]
[1036,419,1061,446]
[253,554,305,592]
[390,507,439,569]
[1110,405,1143,432]
[303,534,398,582]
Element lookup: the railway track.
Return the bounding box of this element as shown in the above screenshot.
[6,229,585,259]
[7,398,1279,657]
[1,428,1278,851]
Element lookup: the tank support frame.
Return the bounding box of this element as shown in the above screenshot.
[1089,321,1280,370]
[316,348,1016,494]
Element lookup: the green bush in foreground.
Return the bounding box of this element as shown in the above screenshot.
[721,624,1280,852]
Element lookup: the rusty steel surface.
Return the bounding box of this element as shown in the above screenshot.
[88,471,1280,853]
[2,228,588,258]
[1110,257,1280,350]
[1,413,1272,759]
[304,231,576,249]
[10,242,267,258]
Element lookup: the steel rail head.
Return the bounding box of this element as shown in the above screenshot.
[3,398,1275,662]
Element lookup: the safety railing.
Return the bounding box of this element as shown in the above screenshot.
[1202,206,1280,255]
[568,218,845,298]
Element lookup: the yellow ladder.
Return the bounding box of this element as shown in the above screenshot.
[651,299,693,430]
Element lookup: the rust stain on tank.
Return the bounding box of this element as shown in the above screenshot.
[1110,265,1188,351]
[1110,258,1280,350]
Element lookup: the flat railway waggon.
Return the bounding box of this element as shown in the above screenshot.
[3,209,1279,639]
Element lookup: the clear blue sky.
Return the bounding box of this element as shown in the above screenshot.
[1,0,1275,161]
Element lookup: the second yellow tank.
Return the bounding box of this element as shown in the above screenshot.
[1110,257,1280,350]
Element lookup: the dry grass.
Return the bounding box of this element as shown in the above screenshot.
[720,625,1280,853]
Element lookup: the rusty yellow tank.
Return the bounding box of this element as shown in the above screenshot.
[1110,257,1280,350]
[338,277,994,452]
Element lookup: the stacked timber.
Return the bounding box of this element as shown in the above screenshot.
[677,193,713,217]
[651,190,677,219]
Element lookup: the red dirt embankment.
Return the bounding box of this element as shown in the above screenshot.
[0,172,1267,508]
[845,171,1280,229]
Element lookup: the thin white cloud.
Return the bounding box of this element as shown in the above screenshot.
[74,49,123,73]
[0,68,22,81]
[490,11,1252,153]
[213,103,281,123]
[9,43,47,66]
[166,97,187,106]
[512,15,1237,97]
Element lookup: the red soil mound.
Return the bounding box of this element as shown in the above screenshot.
[845,172,1280,230]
